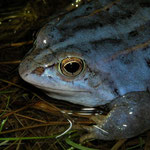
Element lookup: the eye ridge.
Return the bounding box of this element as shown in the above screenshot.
[60,57,84,77]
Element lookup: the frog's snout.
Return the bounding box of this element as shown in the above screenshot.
[19,61,29,82]
[19,56,35,82]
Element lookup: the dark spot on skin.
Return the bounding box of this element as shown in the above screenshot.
[120,11,133,20]
[72,21,103,32]
[48,33,54,38]
[146,87,150,92]
[44,44,51,49]
[97,38,122,44]
[106,8,110,11]
[145,58,150,67]
[32,67,45,75]
[48,76,52,79]
[142,46,150,51]
[128,30,138,37]
[73,16,83,20]
[59,37,66,42]
[86,6,93,11]
[119,55,133,65]
[84,50,88,53]
[99,23,103,27]
[124,60,131,64]
[84,78,88,81]
[127,13,132,18]
[140,2,150,7]
[114,88,120,96]
[91,38,122,49]
[120,15,126,20]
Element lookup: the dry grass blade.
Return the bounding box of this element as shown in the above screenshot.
[111,139,127,150]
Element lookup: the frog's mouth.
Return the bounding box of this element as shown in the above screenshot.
[34,84,91,94]
[34,83,94,106]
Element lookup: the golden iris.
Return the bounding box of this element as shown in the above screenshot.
[59,57,84,77]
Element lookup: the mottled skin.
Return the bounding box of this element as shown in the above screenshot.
[19,0,150,140]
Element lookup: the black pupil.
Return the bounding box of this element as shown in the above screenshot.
[64,62,80,74]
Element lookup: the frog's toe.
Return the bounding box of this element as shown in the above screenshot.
[79,132,98,143]
[73,123,111,141]
[73,124,107,142]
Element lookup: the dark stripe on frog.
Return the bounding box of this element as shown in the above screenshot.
[53,38,122,53]
[58,1,138,32]
[139,2,150,7]
[105,39,150,62]
[90,38,122,46]
[128,30,139,38]
[145,58,150,67]
[56,6,147,46]
[58,10,136,33]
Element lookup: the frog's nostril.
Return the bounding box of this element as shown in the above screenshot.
[48,75,52,79]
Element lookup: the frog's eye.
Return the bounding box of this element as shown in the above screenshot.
[59,57,85,77]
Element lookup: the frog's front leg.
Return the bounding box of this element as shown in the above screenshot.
[79,91,150,141]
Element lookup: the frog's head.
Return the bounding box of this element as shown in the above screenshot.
[19,15,116,107]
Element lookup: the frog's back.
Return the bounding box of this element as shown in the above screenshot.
[52,0,150,96]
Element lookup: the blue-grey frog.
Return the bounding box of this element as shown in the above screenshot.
[19,0,150,140]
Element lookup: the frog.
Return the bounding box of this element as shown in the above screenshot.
[19,0,150,140]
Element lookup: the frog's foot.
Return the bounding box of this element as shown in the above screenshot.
[77,124,111,142]
[73,125,97,142]
[75,92,150,141]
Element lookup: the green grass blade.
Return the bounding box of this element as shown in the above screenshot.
[0,117,8,132]
[65,138,99,150]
